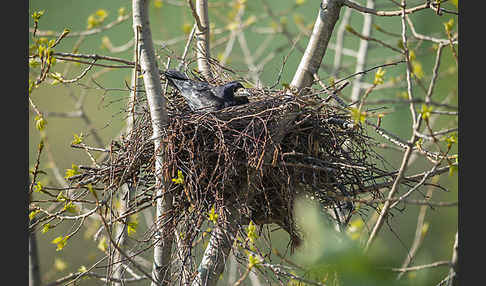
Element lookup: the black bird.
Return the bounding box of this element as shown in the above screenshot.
[163,69,248,112]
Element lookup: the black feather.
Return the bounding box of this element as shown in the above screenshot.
[163,70,248,112]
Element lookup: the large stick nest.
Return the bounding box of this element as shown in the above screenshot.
[71,71,389,250]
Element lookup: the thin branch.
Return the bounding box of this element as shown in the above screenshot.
[396,188,433,280]
[391,260,451,272]
[30,14,131,37]
[446,232,459,286]
[343,0,430,16]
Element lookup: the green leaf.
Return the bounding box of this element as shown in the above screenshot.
[449,161,458,177]
[248,254,262,268]
[350,107,366,124]
[246,220,258,244]
[57,191,67,202]
[154,0,163,8]
[64,164,80,179]
[373,67,386,85]
[71,133,84,145]
[97,236,108,252]
[42,223,51,233]
[208,205,218,224]
[411,61,424,79]
[63,201,78,214]
[420,104,433,121]
[443,18,454,33]
[32,10,45,22]
[52,235,70,251]
[127,220,138,236]
[87,9,108,29]
[34,116,47,131]
[29,210,40,221]
[172,170,185,185]
[445,133,458,148]
[118,7,127,17]
[33,181,44,193]
[182,22,192,35]
[29,59,40,68]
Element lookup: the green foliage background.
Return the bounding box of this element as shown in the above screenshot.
[29,0,458,285]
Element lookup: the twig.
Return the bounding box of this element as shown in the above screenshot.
[343,0,430,16]
[177,24,196,71]
[396,187,434,280]
[30,14,131,37]
[391,260,451,272]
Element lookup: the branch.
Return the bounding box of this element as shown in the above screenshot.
[391,260,451,273]
[396,187,434,280]
[447,232,459,286]
[291,0,344,90]
[30,14,131,37]
[343,0,430,16]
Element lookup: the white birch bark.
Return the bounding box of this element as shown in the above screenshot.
[195,0,213,80]
[132,1,173,285]
[350,0,374,101]
[291,0,344,90]
[112,53,142,285]
[191,206,240,286]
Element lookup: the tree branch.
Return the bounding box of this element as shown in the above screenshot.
[291,0,344,90]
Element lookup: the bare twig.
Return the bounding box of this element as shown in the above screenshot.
[343,0,430,16]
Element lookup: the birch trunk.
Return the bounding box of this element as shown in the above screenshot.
[291,0,344,90]
[350,0,374,101]
[112,60,141,285]
[194,0,213,80]
[132,1,173,285]
[192,206,240,286]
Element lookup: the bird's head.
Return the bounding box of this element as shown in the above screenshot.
[221,81,249,108]
[225,81,244,93]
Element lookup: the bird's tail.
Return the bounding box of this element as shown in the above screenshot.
[163,69,189,81]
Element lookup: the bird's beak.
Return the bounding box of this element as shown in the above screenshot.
[235,88,250,97]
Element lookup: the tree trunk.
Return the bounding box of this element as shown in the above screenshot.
[291,0,344,90]
[194,0,213,80]
[350,0,374,101]
[112,51,142,286]
[192,205,241,286]
[132,1,173,285]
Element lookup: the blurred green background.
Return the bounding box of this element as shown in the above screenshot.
[29,0,458,285]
